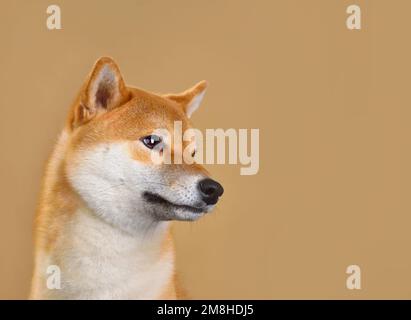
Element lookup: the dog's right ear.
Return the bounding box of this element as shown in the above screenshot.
[70,57,130,129]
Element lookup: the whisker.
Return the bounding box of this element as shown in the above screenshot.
[99,182,126,193]
[96,178,195,194]
[139,179,187,189]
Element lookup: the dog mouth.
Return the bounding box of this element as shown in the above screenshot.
[143,192,206,214]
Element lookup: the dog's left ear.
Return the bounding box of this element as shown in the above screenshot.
[70,57,130,128]
[165,80,208,118]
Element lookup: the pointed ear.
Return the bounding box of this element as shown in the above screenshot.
[164,80,208,118]
[71,57,130,128]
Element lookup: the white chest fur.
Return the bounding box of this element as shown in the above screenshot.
[34,208,174,299]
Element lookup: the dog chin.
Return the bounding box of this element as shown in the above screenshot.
[166,203,216,221]
[169,208,205,221]
[142,191,214,222]
[144,205,205,222]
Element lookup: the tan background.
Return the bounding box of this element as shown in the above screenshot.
[1,0,411,299]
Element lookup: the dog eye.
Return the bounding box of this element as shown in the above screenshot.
[141,135,162,149]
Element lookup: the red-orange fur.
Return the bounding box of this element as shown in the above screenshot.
[31,57,208,299]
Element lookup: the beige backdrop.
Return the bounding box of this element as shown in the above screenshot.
[1,0,411,299]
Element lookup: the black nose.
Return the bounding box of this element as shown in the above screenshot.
[198,178,224,205]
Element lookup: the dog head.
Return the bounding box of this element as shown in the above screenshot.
[64,57,223,233]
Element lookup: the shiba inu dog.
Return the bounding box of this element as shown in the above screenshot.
[30,57,224,299]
